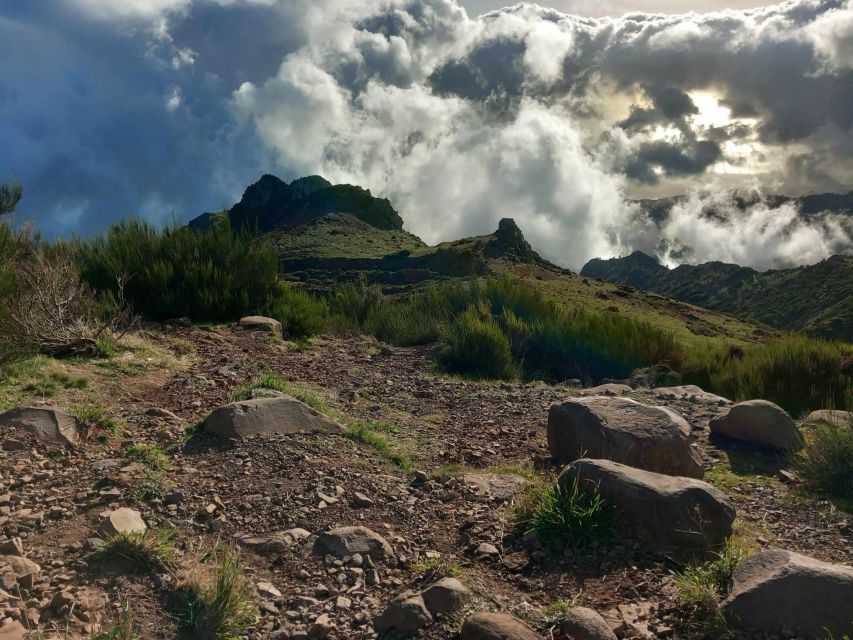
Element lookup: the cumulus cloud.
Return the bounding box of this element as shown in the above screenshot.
[2,0,852,270]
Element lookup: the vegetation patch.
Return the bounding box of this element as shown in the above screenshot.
[792,415,853,510]
[125,443,168,471]
[92,529,178,574]
[673,538,748,635]
[345,420,413,472]
[92,604,139,640]
[229,374,330,414]
[517,478,616,550]
[177,546,257,640]
[70,403,119,434]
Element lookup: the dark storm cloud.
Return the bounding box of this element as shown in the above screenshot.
[1,0,852,269]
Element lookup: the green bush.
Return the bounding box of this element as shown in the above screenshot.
[686,335,852,415]
[518,478,616,549]
[76,218,280,321]
[793,403,853,506]
[440,304,517,379]
[0,182,22,215]
[263,280,328,339]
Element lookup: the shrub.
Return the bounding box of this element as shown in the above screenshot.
[263,280,328,339]
[180,546,256,640]
[517,478,616,549]
[328,275,385,327]
[0,182,22,215]
[793,408,853,506]
[76,218,280,321]
[686,335,853,415]
[440,304,516,379]
[0,232,122,360]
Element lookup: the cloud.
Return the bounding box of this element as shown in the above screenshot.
[2,0,852,272]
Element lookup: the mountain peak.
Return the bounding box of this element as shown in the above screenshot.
[487,218,537,261]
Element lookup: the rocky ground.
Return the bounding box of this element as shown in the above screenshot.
[0,324,851,639]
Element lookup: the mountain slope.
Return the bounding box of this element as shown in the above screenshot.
[581,252,853,341]
[190,174,781,347]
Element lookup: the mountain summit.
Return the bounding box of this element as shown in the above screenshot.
[189,174,404,233]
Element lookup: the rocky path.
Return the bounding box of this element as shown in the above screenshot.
[0,325,851,639]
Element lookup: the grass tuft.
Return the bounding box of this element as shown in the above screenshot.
[345,420,413,472]
[92,529,177,574]
[92,603,139,640]
[70,403,119,434]
[125,443,168,470]
[229,373,329,413]
[673,538,748,634]
[179,545,257,640]
[517,478,616,549]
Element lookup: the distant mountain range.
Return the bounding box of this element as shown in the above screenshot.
[581,251,853,341]
[189,174,853,343]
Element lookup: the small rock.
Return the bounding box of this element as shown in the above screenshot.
[421,577,472,616]
[460,612,540,640]
[98,508,147,537]
[560,607,618,640]
[374,593,433,632]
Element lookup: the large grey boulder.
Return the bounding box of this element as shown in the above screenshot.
[560,459,735,548]
[313,526,394,561]
[710,400,802,451]
[239,315,282,336]
[0,405,80,447]
[722,549,853,637]
[460,612,541,640]
[653,385,730,405]
[204,397,343,439]
[548,396,703,478]
[804,409,853,428]
[560,607,617,640]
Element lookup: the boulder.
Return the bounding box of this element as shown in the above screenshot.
[560,607,618,640]
[98,508,147,537]
[710,400,802,451]
[653,385,730,405]
[421,577,472,615]
[239,316,282,336]
[312,526,393,561]
[0,405,80,447]
[374,592,433,632]
[577,384,632,397]
[460,612,541,640]
[204,397,343,439]
[548,396,703,478]
[804,409,853,428]
[560,459,735,548]
[462,473,532,502]
[723,549,853,636]
[0,555,41,588]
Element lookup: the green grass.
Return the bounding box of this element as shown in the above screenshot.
[92,603,139,640]
[440,303,517,380]
[70,403,119,434]
[125,443,168,470]
[673,538,748,635]
[409,556,463,578]
[543,598,576,628]
[345,420,413,472]
[92,529,178,573]
[517,478,616,549]
[792,415,853,510]
[229,374,330,413]
[179,546,257,640]
[131,471,167,503]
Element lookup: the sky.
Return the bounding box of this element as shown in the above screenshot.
[1,0,852,270]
